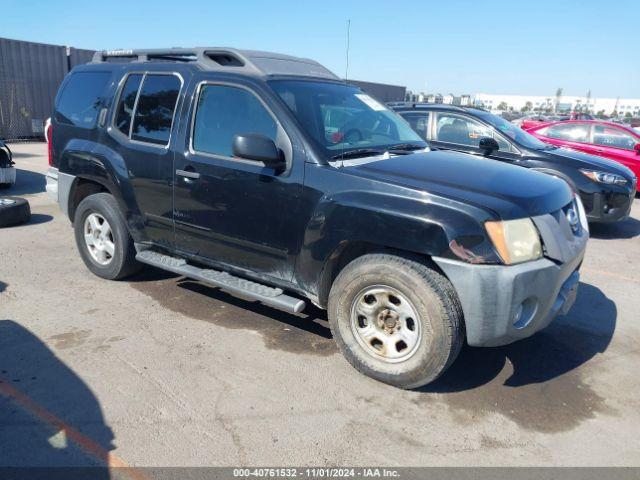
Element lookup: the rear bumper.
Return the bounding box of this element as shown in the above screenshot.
[46,166,59,201]
[46,167,74,219]
[434,255,582,347]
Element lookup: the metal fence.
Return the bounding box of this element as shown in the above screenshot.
[1,38,407,141]
[0,38,95,141]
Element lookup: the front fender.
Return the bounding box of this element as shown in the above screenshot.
[295,189,498,299]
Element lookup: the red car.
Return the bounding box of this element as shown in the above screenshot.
[526,120,640,191]
[517,112,594,131]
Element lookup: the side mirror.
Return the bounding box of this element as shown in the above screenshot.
[634,143,640,155]
[232,134,285,170]
[478,137,500,155]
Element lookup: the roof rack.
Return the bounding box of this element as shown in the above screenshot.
[91,47,339,80]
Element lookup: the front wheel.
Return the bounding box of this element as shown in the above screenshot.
[74,193,142,280]
[328,254,464,389]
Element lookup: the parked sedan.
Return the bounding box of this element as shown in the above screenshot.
[393,104,637,223]
[525,120,640,190]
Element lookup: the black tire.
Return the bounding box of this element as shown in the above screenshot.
[0,197,31,227]
[74,192,142,280]
[328,254,464,389]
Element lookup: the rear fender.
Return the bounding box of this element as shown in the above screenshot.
[59,139,145,241]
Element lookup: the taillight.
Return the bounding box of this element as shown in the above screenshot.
[47,123,53,166]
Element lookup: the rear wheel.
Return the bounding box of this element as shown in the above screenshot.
[328,254,464,389]
[74,193,141,280]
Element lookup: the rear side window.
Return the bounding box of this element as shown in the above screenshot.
[593,125,637,150]
[192,85,277,157]
[56,72,110,128]
[114,74,143,136]
[131,74,181,145]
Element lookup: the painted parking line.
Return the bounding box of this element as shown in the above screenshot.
[0,379,149,480]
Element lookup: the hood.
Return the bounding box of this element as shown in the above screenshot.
[543,147,636,180]
[345,150,572,220]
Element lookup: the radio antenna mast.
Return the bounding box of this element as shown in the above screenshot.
[345,19,351,82]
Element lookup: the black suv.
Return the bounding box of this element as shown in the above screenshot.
[393,103,636,223]
[48,48,587,388]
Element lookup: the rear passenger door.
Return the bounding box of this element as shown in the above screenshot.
[172,80,304,282]
[109,72,183,247]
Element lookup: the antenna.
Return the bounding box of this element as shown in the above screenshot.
[345,19,351,82]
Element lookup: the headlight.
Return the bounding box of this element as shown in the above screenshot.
[485,218,542,265]
[580,169,627,185]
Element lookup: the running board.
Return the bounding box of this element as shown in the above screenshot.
[135,250,306,314]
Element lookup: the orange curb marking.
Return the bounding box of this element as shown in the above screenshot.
[0,379,150,480]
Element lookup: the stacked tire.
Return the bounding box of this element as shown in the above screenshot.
[0,197,31,228]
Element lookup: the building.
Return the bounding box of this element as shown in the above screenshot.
[473,92,640,116]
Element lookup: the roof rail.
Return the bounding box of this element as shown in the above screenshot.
[389,102,467,111]
[91,47,339,79]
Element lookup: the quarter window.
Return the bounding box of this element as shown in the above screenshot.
[192,85,277,157]
[131,74,181,146]
[56,72,110,128]
[435,113,510,151]
[114,74,143,136]
[593,125,637,150]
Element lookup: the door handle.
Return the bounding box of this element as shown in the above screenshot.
[176,169,200,180]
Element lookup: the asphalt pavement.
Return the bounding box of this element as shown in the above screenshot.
[1,142,639,468]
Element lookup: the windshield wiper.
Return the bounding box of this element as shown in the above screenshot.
[331,148,384,160]
[386,143,426,152]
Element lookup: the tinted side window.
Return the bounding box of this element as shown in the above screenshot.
[400,112,429,139]
[114,74,143,136]
[192,85,277,157]
[593,125,637,150]
[56,72,110,128]
[435,113,510,151]
[544,123,589,142]
[131,74,181,145]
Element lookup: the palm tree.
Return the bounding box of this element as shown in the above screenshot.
[555,88,563,113]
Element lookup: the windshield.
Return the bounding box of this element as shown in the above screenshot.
[474,110,550,150]
[269,80,426,159]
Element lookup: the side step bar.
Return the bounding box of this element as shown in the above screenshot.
[135,250,306,314]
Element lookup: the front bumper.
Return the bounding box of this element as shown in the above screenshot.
[581,180,636,223]
[434,201,588,347]
[434,255,582,347]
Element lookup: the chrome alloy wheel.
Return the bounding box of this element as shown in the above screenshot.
[350,285,422,363]
[83,213,115,266]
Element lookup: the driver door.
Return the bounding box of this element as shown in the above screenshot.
[172,80,305,282]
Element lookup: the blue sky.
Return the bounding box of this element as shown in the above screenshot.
[3,0,639,97]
